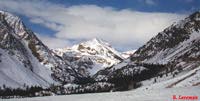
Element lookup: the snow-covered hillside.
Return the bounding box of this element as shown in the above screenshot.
[139,66,200,90]
[0,11,76,88]
[54,38,125,76]
[94,11,200,91]
[132,11,200,67]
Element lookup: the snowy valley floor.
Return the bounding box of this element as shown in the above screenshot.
[2,87,200,101]
[2,67,200,101]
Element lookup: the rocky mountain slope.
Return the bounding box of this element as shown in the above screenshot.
[94,11,200,90]
[0,11,76,88]
[54,38,125,77]
[132,11,200,69]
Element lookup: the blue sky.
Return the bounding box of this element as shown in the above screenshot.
[0,0,199,51]
[49,0,199,12]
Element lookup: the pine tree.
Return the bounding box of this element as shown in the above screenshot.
[154,78,157,83]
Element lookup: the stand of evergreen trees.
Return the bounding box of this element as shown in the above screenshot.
[105,63,166,91]
[50,82,114,95]
[0,82,114,99]
[0,84,52,99]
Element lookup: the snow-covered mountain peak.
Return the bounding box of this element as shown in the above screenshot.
[190,11,200,20]
[0,11,27,38]
[83,38,111,47]
[72,38,110,50]
[88,38,103,44]
[0,11,20,22]
[60,38,123,60]
[53,38,125,76]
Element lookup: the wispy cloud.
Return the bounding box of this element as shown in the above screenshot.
[138,0,156,5]
[145,0,156,5]
[35,34,72,49]
[0,0,185,51]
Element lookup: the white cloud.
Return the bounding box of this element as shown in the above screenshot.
[36,34,72,49]
[138,0,156,5]
[0,0,186,51]
[145,0,156,5]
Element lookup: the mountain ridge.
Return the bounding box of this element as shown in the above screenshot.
[53,38,130,77]
[94,11,200,90]
[0,11,77,88]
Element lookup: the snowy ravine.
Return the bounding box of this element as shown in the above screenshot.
[5,87,200,101]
